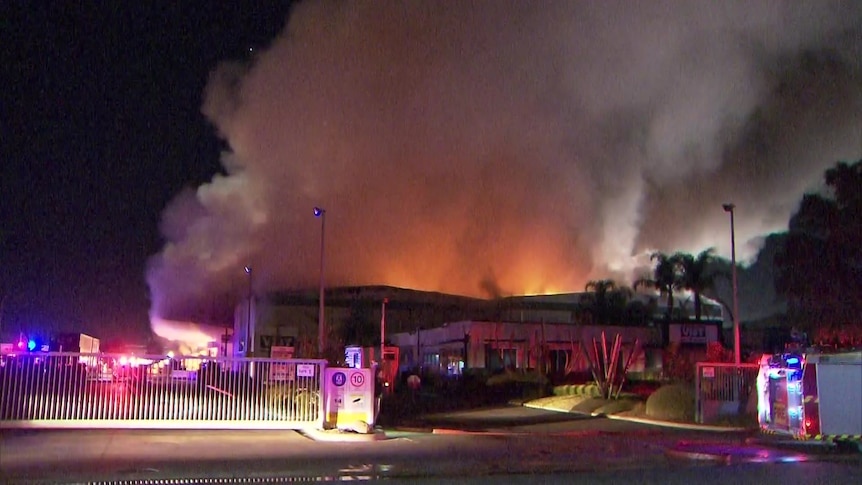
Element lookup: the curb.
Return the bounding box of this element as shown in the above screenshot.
[524,401,750,433]
[743,436,860,455]
[432,428,527,436]
[386,426,433,433]
[301,428,388,442]
[604,413,750,433]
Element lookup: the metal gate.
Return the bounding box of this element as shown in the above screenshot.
[695,362,759,424]
[0,352,326,429]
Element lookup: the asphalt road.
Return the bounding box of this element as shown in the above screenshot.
[1,406,859,484]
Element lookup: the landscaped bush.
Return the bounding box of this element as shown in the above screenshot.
[551,383,609,398]
[486,370,550,401]
[552,384,576,396]
[644,383,695,422]
[486,370,549,386]
[579,384,601,397]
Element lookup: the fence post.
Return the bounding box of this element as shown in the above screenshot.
[695,363,702,424]
[317,359,327,430]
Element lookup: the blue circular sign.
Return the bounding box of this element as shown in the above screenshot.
[332,371,347,387]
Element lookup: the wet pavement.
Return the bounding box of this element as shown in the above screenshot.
[2,405,860,484]
[666,441,810,464]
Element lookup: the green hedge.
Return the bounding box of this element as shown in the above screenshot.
[551,383,602,397]
[485,370,551,401]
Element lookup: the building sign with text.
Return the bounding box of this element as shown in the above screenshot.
[269,345,296,381]
[259,335,294,353]
[669,323,719,344]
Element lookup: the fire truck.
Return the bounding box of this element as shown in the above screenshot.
[757,350,862,445]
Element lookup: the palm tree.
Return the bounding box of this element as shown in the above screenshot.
[634,252,678,323]
[584,280,616,325]
[608,285,634,325]
[584,279,635,325]
[673,248,718,322]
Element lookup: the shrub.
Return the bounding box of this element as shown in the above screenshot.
[662,343,695,383]
[486,370,550,401]
[645,383,695,422]
[706,342,733,363]
[486,370,549,386]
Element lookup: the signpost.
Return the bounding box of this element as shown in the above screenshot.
[324,367,374,429]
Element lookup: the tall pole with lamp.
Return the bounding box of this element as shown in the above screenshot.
[381,297,388,363]
[722,203,741,365]
[244,266,253,356]
[314,207,326,356]
[0,293,10,343]
[380,297,389,395]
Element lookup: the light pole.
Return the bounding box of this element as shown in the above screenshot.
[722,203,741,365]
[0,293,10,342]
[244,266,253,356]
[381,297,388,363]
[314,207,326,356]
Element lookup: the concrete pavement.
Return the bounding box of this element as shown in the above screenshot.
[3,405,859,484]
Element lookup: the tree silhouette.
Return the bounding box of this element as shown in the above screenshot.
[583,280,633,325]
[634,252,679,323]
[775,159,862,345]
[673,248,719,322]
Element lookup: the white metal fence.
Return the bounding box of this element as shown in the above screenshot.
[0,352,326,429]
[695,362,759,424]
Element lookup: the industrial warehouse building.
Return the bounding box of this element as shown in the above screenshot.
[231,286,726,377]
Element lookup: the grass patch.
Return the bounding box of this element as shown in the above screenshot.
[571,397,611,414]
[593,398,640,415]
[711,412,759,429]
[616,401,646,417]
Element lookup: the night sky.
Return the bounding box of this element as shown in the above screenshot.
[2,2,294,344]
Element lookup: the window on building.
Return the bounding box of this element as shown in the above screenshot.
[424,353,440,369]
[485,345,517,371]
[548,349,570,374]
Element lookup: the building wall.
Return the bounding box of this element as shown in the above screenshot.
[390,320,659,375]
[234,286,722,360]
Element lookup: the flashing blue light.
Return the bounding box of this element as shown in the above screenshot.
[313,207,325,217]
[27,339,36,351]
[786,357,799,365]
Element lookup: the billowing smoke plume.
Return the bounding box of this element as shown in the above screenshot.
[147,0,862,337]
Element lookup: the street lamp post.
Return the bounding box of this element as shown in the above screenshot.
[722,203,741,365]
[381,297,388,363]
[314,207,326,356]
[0,293,10,342]
[244,266,253,356]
